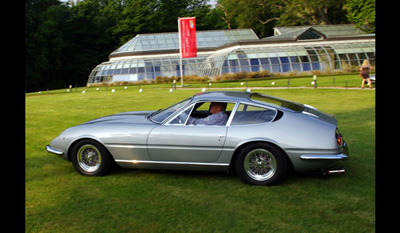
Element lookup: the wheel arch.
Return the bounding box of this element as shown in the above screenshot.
[67,137,112,162]
[228,140,295,173]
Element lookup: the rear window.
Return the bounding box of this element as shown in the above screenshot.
[250,93,304,112]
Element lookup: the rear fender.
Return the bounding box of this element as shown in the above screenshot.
[229,138,294,172]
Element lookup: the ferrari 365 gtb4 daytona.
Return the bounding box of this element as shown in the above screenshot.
[46,91,349,186]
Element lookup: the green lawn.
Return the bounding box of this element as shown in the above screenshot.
[26,86,375,232]
[26,73,371,96]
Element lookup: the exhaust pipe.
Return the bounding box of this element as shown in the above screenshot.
[327,169,345,174]
[319,168,346,175]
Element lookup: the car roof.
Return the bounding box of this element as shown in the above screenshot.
[191,91,305,113]
[191,91,252,102]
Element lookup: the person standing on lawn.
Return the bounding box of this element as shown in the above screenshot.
[360,60,373,89]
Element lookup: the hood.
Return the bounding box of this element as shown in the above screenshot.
[302,104,337,125]
[81,111,155,125]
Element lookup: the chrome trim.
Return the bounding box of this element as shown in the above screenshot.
[45,145,64,155]
[147,145,221,151]
[115,159,229,166]
[302,111,319,118]
[300,154,348,160]
[105,144,147,149]
[225,102,240,126]
[304,104,318,110]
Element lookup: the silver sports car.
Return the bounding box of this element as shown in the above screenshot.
[46,91,349,185]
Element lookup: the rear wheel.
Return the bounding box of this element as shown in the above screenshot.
[71,139,112,176]
[235,143,287,186]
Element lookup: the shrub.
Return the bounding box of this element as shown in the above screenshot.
[232,71,248,80]
[155,76,172,83]
[312,70,322,76]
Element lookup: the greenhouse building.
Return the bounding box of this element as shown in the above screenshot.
[87,24,375,85]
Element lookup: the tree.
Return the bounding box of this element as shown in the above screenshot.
[346,0,375,33]
[25,0,71,91]
[63,0,120,87]
[216,0,350,37]
[25,0,221,92]
[278,0,348,26]
[113,0,214,45]
[25,0,373,92]
[217,0,284,37]
[26,0,123,91]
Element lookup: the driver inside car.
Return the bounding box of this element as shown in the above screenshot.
[182,102,228,126]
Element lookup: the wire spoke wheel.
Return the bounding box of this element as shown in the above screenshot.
[77,144,102,173]
[244,148,277,182]
[71,139,112,176]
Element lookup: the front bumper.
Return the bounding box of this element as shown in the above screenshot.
[45,145,64,155]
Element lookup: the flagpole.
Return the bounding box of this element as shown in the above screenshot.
[178,17,184,87]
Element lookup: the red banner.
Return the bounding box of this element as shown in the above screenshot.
[179,17,197,58]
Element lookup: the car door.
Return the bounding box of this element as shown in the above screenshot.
[146,102,230,163]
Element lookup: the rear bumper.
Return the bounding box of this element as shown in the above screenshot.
[45,145,64,155]
[299,153,347,175]
[300,135,349,160]
[299,143,348,174]
[300,154,348,160]
[295,137,349,173]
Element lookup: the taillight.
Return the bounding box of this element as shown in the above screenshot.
[335,129,342,146]
[337,135,342,146]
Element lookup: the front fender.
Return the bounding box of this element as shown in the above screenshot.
[49,124,105,161]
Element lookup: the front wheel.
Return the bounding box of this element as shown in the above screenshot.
[235,143,287,186]
[71,139,112,176]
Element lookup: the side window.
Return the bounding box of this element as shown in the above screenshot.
[195,102,212,111]
[167,102,235,126]
[188,102,235,126]
[168,105,194,125]
[231,104,277,125]
[193,102,235,112]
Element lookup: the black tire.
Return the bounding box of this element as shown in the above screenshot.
[70,139,112,176]
[234,143,287,186]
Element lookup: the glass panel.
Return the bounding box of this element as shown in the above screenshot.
[348,53,359,66]
[290,56,301,71]
[260,58,269,64]
[251,93,304,112]
[150,98,192,123]
[229,60,238,66]
[169,106,193,125]
[280,57,291,72]
[270,57,281,72]
[231,104,277,125]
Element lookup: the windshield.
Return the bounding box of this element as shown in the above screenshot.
[250,93,304,112]
[150,97,192,123]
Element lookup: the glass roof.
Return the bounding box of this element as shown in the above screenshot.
[274,24,365,38]
[90,24,374,85]
[263,27,326,41]
[111,29,259,55]
[89,39,375,84]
